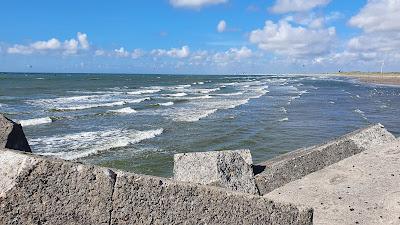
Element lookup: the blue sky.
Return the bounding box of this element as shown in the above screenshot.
[1,0,399,74]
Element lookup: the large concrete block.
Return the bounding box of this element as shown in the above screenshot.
[111,171,313,225]
[0,114,31,152]
[255,124,396,195]
[0,149,115,225]
[174,150,258,194]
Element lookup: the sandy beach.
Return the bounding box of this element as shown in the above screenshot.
[335,72,400,86]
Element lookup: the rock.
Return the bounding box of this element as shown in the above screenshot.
[255,124,396,195]
[0,148,116,225]
[173,150,258,195]
[0,114,31,152]
[111,171,313,225]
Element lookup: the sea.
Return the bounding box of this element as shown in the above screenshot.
[1,73,399,177]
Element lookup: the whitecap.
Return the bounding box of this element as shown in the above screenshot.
[127,89,161,95]
[167,93,187,97]
[158,102,174,106]
[108,107,137,114]
[19,117,52,127]
[32,128,164,160]
[278,118,289,122]
[57,101,126,111]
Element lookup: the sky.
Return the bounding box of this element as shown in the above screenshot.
[1,0,399,74]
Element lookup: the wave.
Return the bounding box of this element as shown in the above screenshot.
[215,92,244,96]
[278,117,289,122]
[172,109,218,122]
[19,117,52,127]
[198,88,220,94]
[125,97,151,103]
[167,93,187,97]
[31,128,164,160]
[108,107,137,114]
[158,102,174,106]
[56,101,126,111]
[175,84,191,89]
[127,89,161,95]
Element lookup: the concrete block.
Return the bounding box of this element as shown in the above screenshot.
[174,150,258,194]
[255,124,396,195]
[111,171,313,225]
[0,114,31,152]
[0,149,116,225]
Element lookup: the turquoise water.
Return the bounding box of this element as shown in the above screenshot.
[1,73,399,177]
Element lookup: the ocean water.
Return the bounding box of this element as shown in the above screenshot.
[1,73,400,177]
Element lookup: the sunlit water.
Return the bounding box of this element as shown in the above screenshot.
[1,73,399,177]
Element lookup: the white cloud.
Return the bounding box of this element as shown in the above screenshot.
[340,0,400,64]
[170,0,227,9]
[95,49,106,56]
[152,46,190,58]
[271,0,331,14]
[114,47,130,57]
[7,45,34,55]
[7,32,90,55]
[249,20,336,57]
[217,20,227,32]
[212,47,253,65]
[131,49,144,59]
[77,32,90,49]
[31,38,61,50]
[349,0,400,33]
[63,39,79,55]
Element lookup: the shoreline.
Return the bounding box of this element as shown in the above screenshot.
[334,72,400,86]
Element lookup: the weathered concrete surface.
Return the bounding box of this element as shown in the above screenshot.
[174,150,258,194]
[111,171,313,225]
[255,124,395,195]
[0,114,31,152]
[0,148,313,225]
[0,148,116,225]
[265,139,400,225]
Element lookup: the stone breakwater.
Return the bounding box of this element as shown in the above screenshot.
[0,113,398,224]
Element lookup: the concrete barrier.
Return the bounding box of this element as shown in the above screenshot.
[255,124,396,195]
[173,150,258,194]
[0,148,313,225]
[0,115,31,152]
[111,170,312,225]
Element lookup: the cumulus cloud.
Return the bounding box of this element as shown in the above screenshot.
[212,47,253,65]
[114,47,130,57]
[152,46,190,58]
[169,0,227,9]
[217,20,227,32]
[249,20,336,57]
[349,0,400,33]
[340,0,400,64]
[7,32,90,55]
[271,0,331,13]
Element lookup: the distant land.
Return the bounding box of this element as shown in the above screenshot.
[335,71,400,86]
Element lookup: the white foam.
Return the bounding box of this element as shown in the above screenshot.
[175,84,191,89]
[216,92,244,96]
[158,102,174,106]
[57,101,126,111]
[198,88,220,94]
[125,97,151,103]
[31,128,164,160]
[278,117,289,122]
[167,93,187,97]
[172,109,218,122]
[108,107,137,114]
[19,117,52,127]
[127,89,161,95]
